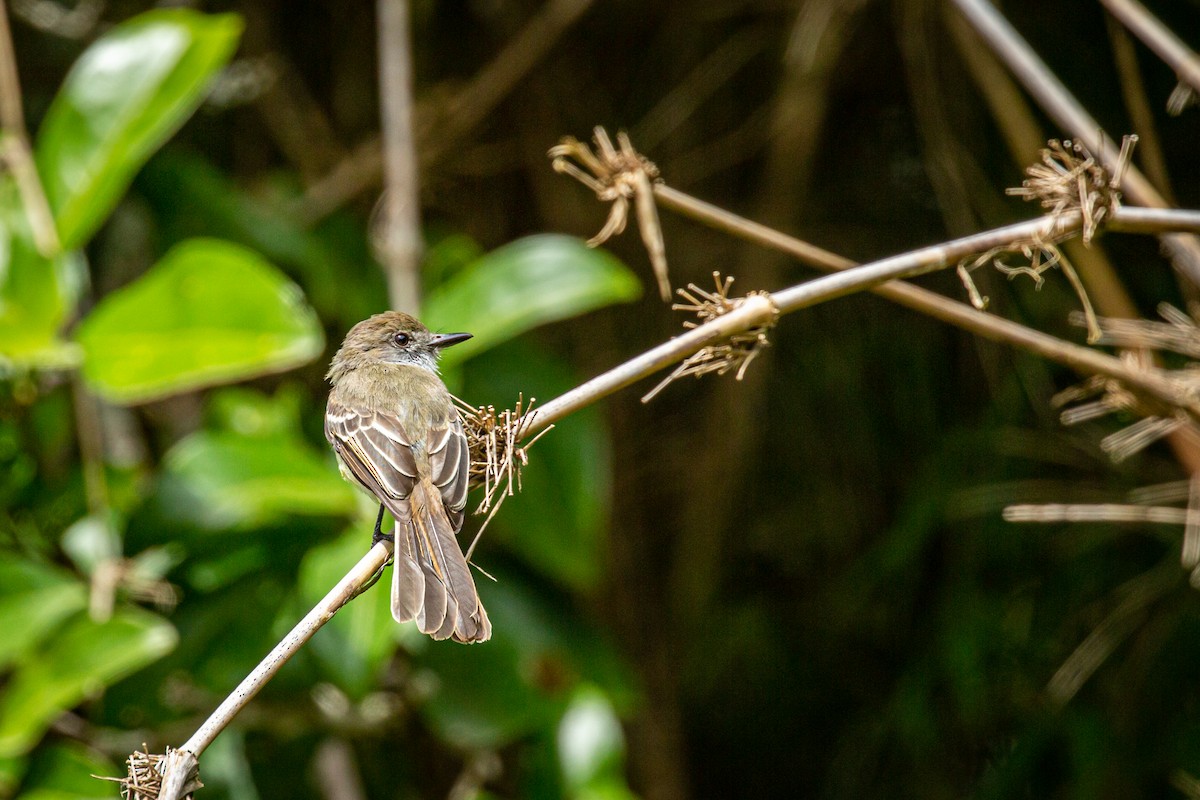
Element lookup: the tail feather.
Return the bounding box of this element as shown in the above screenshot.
[410,479,490,643]
[390,522,424,623]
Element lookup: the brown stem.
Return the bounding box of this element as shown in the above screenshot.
[1099,0,1200,98]
[376,0,423,314]
[950,0,1200,286]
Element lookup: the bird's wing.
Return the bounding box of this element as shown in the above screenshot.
[325,398,488,642]
[324,398,419,508]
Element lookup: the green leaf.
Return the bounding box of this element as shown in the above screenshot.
[558,687,632,796]
[34,9,243,250]
[0,609,176,758]
[75,238,324,404]
[424,235,641,369]
[0,179,84,369]
[163,430,358,530]
[0,559,87,671]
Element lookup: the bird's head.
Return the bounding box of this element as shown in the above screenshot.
[327,311,472,380]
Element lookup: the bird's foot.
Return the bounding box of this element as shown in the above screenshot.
[371,503,391,549]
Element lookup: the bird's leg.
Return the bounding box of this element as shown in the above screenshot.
[371,503,389,547]
[349,505,392,602]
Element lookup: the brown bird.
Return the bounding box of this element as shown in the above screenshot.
[324,311,490,643]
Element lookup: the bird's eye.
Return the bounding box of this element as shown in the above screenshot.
[393,332,410,346]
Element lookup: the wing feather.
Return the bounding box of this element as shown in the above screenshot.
[327,393,488,642]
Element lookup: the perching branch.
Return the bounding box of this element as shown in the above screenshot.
[0,0,59,256]
[150,542,391,800]
[521,202,1200,439]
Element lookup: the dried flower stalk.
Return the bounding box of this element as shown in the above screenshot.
[956,136,1140,343]
[453,394,553,560]
[1008,136,1137,243]
[549,127,671,300]
[96,746,201,800]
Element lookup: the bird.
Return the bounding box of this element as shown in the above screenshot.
[324,311,490,643]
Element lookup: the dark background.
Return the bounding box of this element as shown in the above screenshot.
[8,0,1200,798]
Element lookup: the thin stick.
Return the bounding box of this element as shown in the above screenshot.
[1099,0,1200,98]
[177,541,391,759]
[523,201,1200,438]
[1105,13,1175,203]
[300,0,596,222]
[950,0,1200,285]
[376,0,422,314]
[0,0,59,256]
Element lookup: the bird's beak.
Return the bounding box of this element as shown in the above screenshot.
[429,332,473,349]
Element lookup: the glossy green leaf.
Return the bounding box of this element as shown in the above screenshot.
[0,179,84,369]
[163,430,358,530]
[34,9,243,250]
[75,238,324,404]
[0,560,87,671]
[424,235,641,369]
[558,687,630,795]
[0,609,176,758]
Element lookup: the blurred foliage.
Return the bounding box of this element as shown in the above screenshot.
[3,1,1200,800]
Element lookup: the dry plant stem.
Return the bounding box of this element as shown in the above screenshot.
[299,0,595,222]
[648,185,1200,417]
[1105,15,1175,204]
[1108,208,1200,235]
[172,542,391,763]
[525,294,777,436]
[70,376,109,516]
[1044,560,1177,706]
[525,201,1200,439]
[1099,0,1200,98]
[0,0,58,256]
[376,0,422,314]
[950,0,1200,284]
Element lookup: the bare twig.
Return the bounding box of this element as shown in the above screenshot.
[951,0,1200,286]
[376,0,422,314]
[1105,14,1175,202]
[298,0,596,222]
[525,196,1200,439]
[1043,561,1177,706]
[1099,0,1200,104]
[144,542,391,800]
[0,0,59,256]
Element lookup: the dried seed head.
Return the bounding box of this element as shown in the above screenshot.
[96,747,195,800]
[549,127,671,300]
[452,395,552,560]
[642,272,778,402]
[1006,135,1137,244]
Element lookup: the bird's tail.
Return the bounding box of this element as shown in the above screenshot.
[391,478,491,643]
